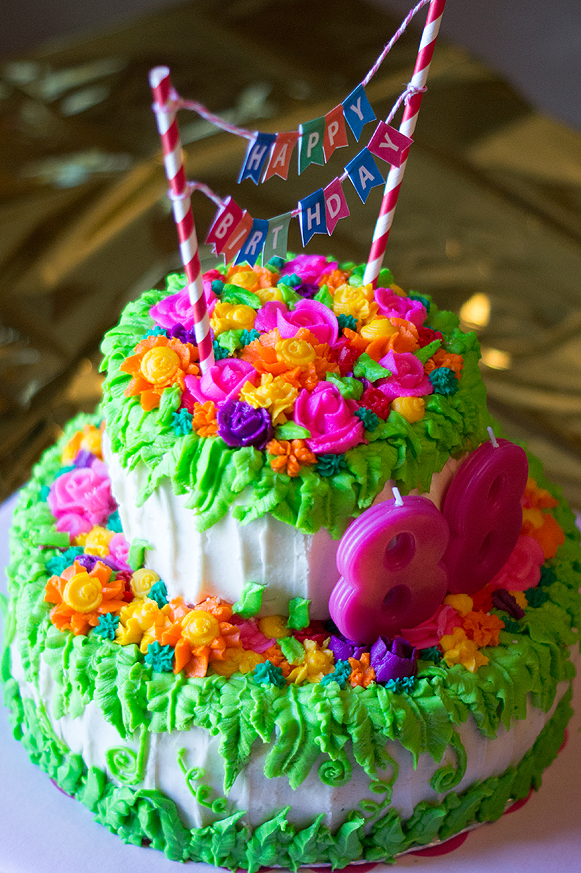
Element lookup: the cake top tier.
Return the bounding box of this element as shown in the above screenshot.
[100,253,491,538]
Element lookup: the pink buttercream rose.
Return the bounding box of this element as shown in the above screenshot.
[282,255,338,284]
[254,301,286,333]
[277,299,339,346]
[108,533,133,573]
[149,279,216,332]
[375,287,427,327]
[230,615,274,653]
[377,350,433,401]
[488,534,545,592]
[54,513,92,537]
[293,382,365,454]
[401,604,459,649]
[48,461,116,528]
[183,358,258,406]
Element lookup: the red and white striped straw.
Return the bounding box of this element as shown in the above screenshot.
[364,0,446,287]
[149,66,214,372]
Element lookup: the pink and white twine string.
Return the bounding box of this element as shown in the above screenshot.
[149,66,215,373]
[364,0,447,286]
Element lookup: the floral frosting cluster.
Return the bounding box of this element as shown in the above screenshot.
[118,254,465,473]
[43,426,565,682]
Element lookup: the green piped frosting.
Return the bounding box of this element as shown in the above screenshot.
[99,259,492,538]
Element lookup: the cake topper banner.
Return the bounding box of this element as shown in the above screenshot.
[150,0,445,295]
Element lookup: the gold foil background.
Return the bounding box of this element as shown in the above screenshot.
[1,0,580,506]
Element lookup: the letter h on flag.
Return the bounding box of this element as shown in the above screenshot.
[299,189,327,245]
[239,133,277,184]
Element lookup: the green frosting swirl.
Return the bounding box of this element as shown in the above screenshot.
[318,752,353,786]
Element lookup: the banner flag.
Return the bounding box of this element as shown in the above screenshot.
[262,212,293,263]
[262,131,299,182]
[345,148,384,202]
[323,178,350,235]
[367,121,413,167]
[206,196,244,253]
[299,189,327,245]
[235,218,269,266]
[220,211,253,263]
[298,117,326,174]
[342,84,376,141]
[323,106,349,161]
[239,132,277,184]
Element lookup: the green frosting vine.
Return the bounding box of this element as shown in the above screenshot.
[99,270,492,538]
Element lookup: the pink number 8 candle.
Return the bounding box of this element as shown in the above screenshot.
[329,490,450,644]
[442,436,528,595]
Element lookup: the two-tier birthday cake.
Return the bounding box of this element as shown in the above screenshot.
[2,252,580,868]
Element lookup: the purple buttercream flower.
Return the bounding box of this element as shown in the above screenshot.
[73,449,96,469]
[328,634,368,662]
[294,282,319,299]
[170,322,196,345]
[217,399,273,449]
[369,636,418,684]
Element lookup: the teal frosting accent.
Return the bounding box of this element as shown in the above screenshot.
[99,261,493,538]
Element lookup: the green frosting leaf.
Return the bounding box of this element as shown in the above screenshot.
[232,582,265,619]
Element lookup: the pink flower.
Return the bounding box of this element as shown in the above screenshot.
[254,300,339,345]
[230,615,274,653]
[254,301,286,333]
[183,358,258,406]
[293,382,365,454]
[108,533,132,572]
[375,287,427,327]
[54,513,92,538]
[149,280,216,331]
[401,604,459,649]
[377,350,433,401]
[282,255,338,284]
[278,300,339,346]
[488,535,545,592]
[48,461,116,528]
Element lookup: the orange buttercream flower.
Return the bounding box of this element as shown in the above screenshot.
[462,611,504,647]
[318,269,350,292]
[522,478,559,510]
[385,318,419,353]
[240,336,290,376]
[263,643,292,677]
[348,652,376,688]
[192,400,218,436]
[424,349,464,377]
[61,423,104,463]
[121,335,199,410]
[522,511,565,560]
[266,439,317,477]
[45,560,126,636]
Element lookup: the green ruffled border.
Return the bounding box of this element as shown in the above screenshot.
[1,414,580,851]
[99,272,492,537]
[1,657,574,869]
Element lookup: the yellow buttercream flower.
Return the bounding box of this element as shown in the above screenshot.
[444,593,474,617]
[240,374,298,426]
[80,424,103,458]
[82,525,115,557]
[332,283,378,326]
[131,568,161,599]
[62,571,103,614]
[275,337,316,369]
[391,396,426,423]
[389,283,406,296]
[181,610,221,647]
[258,615,291,639]
[253,286,285,304]
[140,346,181,386]
[210,301,256,336]
[210,648,264,677]
[287,639,334,684]
[116,600,167,646]
[360,318,397,341]
[227,270,256,290]
[440,627,489,673]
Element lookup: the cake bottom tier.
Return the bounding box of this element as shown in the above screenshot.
[4,640,574,870]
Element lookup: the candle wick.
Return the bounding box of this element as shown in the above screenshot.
[487,426,499,448]
[392,486,403,506]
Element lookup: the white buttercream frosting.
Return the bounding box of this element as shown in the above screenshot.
[104,433,463,616]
